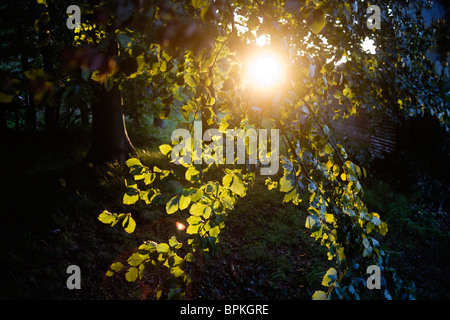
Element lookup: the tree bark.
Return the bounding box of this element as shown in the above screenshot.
[87,82,135,164]
[42,43,59,131]
[0,103,8,132]
[80,102,90,126]
[19,27,36,130]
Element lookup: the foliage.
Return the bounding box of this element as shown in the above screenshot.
[92,0,449,300]
[2,0,441,300]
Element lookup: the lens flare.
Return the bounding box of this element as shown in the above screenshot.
[246,51,284,90]
[176,222,186,231]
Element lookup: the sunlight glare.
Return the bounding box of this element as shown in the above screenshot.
[362,37,376,54]
[247,53,283,89]
[256,34,268,47]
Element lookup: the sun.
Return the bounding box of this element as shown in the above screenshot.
[245,51,285,90]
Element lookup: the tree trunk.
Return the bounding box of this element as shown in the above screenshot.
[87,83,135,164]
[87,29,135,164]
[0,103,8,132]
[42,39,59,131]
[80,102,90,126]
[20,29,36,130]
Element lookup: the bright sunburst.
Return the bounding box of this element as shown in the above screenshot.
[247,52,283,89]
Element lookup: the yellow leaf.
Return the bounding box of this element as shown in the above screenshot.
[310,9,326,34]
[379,221,388,236]
[322,267,337,287]
[125,267,138,282]
[312,290,328,300]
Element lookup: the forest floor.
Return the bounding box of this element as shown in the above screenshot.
[0,128,449,300]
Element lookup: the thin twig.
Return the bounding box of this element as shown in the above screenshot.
[300,97,346,165]
[275,118,333,209]
[438,187,449,213]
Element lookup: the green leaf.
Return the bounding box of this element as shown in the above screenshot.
[170,265,185,277]
[159,144,172,156]
[125,267,138,282]
[324,143,333,154]
[363,237,370,249]
[180,105,191,122]
[169,180,183,194]
[127,253,147,266]
[139,241,157,253]
[179,194,191,210]
[110,262,124,272]
[371,213,382,226]
[107,261,124,276]
[169,236,183,249]
[332,164,340,177]
[185,252,194,263]
[363,246,372,257]
[160,60,167,72]
[122,215,136,233]
[222,173,233,188]
[166,196,180,214]
[280,175,295,192]
[159,107,171,119]
[322,268,338,287]
[185,166,200,182]
[205,182,216,194]
[310,9,326,34]
[186,223,202,235]
[337,247,346,264]
[283,187,302,205]
[143,172,156,185]
[123,191,139,205]
[126,158,143,167]
[184,74,196,87]
[333,91,342,99]
[324,213,334,224]
[192,0,204,9]
[343,3,352,22]
[312,290,328,300]
[209,225,220,238]
[230,175,246,197]
[98,210,118,226]
[190,202,212,218]
[305,215,321,229]
[206,96,215,106]
[384,289,392,300]
[222,196,235,209]
[118,33,133,48]
[379,221,388,236]
[157,243,170,254]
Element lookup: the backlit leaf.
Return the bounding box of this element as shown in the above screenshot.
[157,243,170,254]
[159,144,172,156]
[312,290,328,300]
[184,74,196,87]
[230,176,246,197]
[310,9,326,34]
[322,267,338,287]
[98,210,118,226]
[179,194,191,210]
[122,215,136,233]
[166,196,180,214]
[125,267,138,282]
